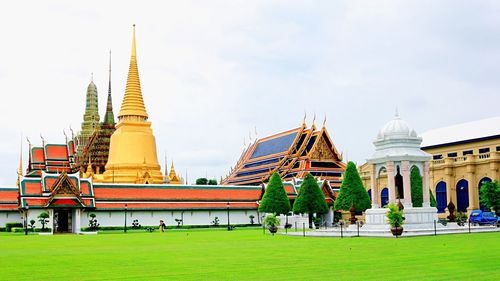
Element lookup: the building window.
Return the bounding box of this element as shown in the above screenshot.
[497,146,500,152]
[447,152,457,157]
[433,155,443,160]
[479,148,490,154]
[463,150,473,156]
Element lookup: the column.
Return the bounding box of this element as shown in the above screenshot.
[467,174,476,212]
[370,165,379,208]
[422,161,431,207]
[386,161,396,204]
[401,161,412,208]
[74,209,81,233]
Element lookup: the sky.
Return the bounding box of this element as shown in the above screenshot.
[0,0,499,186]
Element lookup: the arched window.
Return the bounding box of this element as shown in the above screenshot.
[478,177,492,211]
[367,189,372,202]
[456,179,469,212]
[436,182,447,213]
[380,188,389,207]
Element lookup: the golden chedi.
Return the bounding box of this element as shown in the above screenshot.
[103,25,164,184]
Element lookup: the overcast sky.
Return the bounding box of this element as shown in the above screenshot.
[0,1,499,186]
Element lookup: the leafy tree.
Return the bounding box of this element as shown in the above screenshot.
[208,179,218,185]
[258,172,291,215]
[410,167,423,207]
[195,178,208,185]
[480,180,500,214]
[430,190,437,208]
[293,173,328,228]
[334,161,371,212]
[37,211,49,231]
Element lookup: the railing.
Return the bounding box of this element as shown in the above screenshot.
[478,152,490,160]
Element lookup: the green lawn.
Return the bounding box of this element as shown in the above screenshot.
[0,228,499,280]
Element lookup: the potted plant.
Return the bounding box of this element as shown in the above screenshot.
[264,214,280,235]
[386,203,404,236]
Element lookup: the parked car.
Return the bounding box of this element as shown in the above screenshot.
[469,210,498,225]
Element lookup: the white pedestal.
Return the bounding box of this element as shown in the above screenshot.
[364,206,439,230]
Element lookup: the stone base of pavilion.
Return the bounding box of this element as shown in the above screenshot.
[285,222,499,238]
[364,206,440,230]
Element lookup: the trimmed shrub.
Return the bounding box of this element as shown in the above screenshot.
[334,161,371,212]
[293,173,329,228]
[6,222,23,232]
[258,172,291,215]
[410,167,423,207]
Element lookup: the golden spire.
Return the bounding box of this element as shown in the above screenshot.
[86,155,94,177]
[168,160,181,184]
[118,24,148,120]
[16,137,22,188]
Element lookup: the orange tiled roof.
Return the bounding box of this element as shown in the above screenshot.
[93,184,263,201]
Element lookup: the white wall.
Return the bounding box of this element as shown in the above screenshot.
[0,211,22,227]
[80,209,260,228]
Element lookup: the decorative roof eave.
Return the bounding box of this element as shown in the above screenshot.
[306,126,343,161]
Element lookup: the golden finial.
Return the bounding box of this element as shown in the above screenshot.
[302,112,307,126]
[312,113,316,127]
[17,135,23,187]
[322,115,326,128]
[118,24,148,120]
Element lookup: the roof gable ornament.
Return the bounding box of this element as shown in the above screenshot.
[45,172,85,208]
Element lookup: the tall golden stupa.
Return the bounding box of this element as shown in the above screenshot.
[102,25,164,184]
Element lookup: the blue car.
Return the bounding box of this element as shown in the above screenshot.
[469,210,498,225]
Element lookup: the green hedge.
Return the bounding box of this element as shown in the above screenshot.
[5,222,23,232]
[80,224,258,232]
[11,227,52,233]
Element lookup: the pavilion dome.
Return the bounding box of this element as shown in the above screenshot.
[376,112,417,140]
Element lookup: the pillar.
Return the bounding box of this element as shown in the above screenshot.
[401,161,412,208]
[370,164,379,208]
[386,161,396,204]
[422,161,431,207]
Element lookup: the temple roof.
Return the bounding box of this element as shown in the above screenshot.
[118,25,148,120]
[223,121,345,186]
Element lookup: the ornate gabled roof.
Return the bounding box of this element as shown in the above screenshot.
[222,121,345,187]
[118,25,148,120]
[19,173,95,209]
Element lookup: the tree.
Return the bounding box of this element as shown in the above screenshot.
[480,180,500,214]
[293,173,328,228]
[208,179,218,185]
[430,190,437,207]
[195,178,208,185]
[37,211,49,231]
[258,172,291,215]
[410,167,423,207]
[334,161,371,212]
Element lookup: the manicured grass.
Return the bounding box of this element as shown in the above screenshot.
[0,229,499,280]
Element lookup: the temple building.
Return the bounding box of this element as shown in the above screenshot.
[222,119,346,187]
[0,25,269,232]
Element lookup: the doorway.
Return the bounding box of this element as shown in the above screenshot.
[54,210,72,233]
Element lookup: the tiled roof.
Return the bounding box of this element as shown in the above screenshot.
[95,201,257,210]
[93,184,263,201]
[421,116,500,148]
